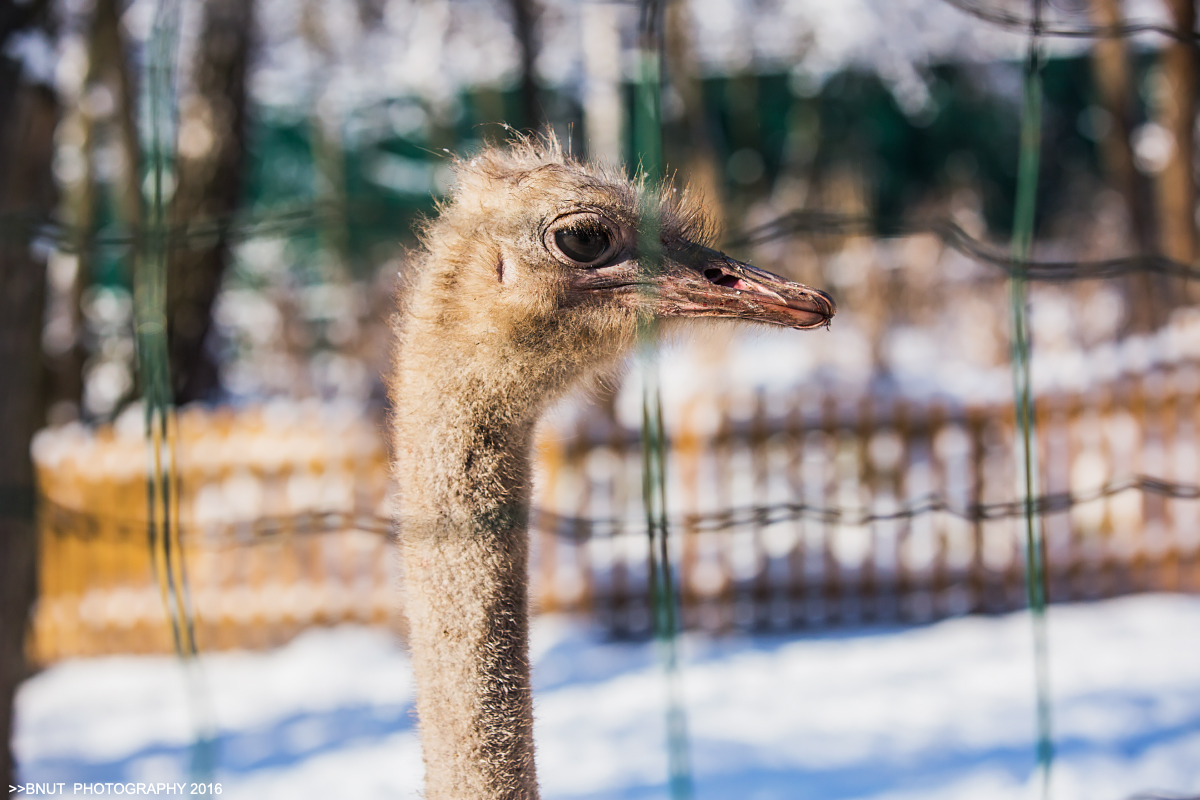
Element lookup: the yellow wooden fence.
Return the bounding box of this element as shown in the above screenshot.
[31,402,396,661]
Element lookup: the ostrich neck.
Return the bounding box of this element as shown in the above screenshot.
[392,332,555,800]
[396,365,541,526]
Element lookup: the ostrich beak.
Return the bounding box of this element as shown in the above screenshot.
[651,243,836,330]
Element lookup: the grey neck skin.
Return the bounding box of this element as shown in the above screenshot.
[391,332,573,800]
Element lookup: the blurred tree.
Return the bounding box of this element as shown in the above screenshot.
[581,2,621,164]
[1087,0,1162,332]
[508,0,542,131]
[355,0,384,29]
[46,0,141,416]
[0,0,56,786]
[90,0,141,234]
[167,0,253,403]
[665,0,724,228]
[1155,0,1196,297]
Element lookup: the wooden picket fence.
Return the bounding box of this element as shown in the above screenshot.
[533,365,1200,636]
[31,403,398,661]
[29,363,1200,660]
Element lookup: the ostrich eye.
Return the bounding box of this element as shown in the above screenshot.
[554,226,615,266]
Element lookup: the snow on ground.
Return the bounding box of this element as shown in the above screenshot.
[15,594,1200,799]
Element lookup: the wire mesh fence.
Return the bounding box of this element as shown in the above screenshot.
[12,0,1200,794]
[30,355,1200,658]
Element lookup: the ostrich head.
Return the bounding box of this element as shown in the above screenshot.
[400,139,835,414]
[391,139,836,800]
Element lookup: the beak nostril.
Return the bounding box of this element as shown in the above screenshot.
[703,267,743,288]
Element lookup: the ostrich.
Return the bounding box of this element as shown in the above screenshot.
[389,139,834,800]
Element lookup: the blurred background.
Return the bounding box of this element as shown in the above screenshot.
[4,0,1200,797]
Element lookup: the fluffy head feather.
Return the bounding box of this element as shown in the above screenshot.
[401,139,711,395]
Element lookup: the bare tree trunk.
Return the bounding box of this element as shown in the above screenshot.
[45,0,141,417]
[0,14,57,784]
[46,88,94,414]
[167,0,253,403]
[95,0,143,231]
[581,2,623,165]
[508,0,541,132]
[1088,0,1163,330]
[665,0,724,227]
[1156,0,1197,298]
